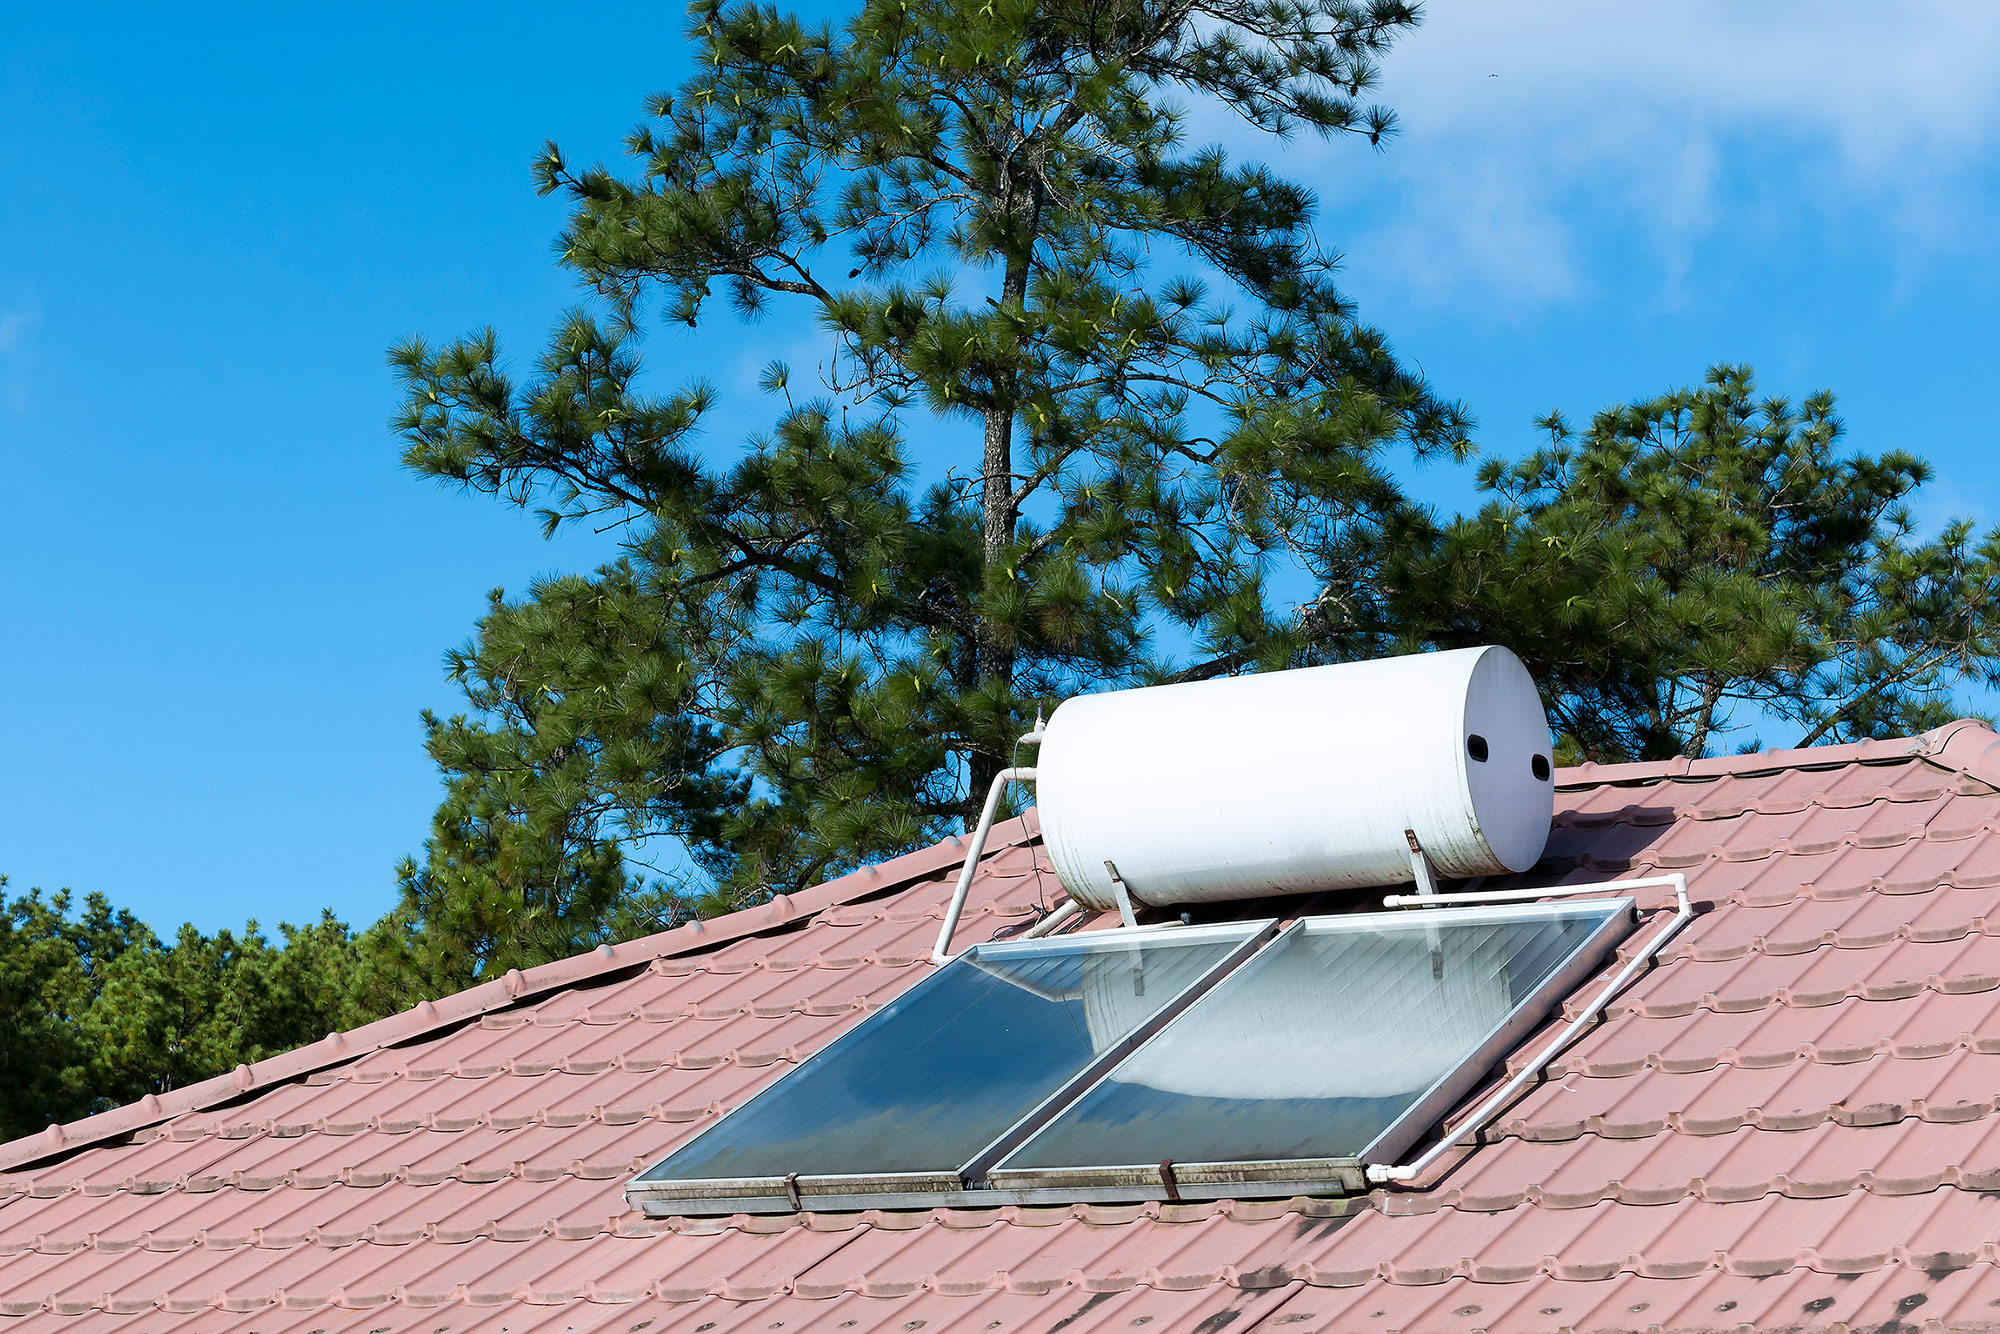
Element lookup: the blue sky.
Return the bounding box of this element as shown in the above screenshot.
[5,3,1999,936]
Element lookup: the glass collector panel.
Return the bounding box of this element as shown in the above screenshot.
[995,903,1621,1171]
[637,927,1253,1183]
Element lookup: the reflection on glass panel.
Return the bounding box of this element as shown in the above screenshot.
[637,927,1253,1183]
[995,904,1619,1171]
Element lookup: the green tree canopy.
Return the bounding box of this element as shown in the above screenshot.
[1385,365,2000,761]
[0,878,362,1142]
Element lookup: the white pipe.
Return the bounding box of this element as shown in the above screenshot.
[931,728,1045,965]
[1364,872,1692,1186]
[1022,899,1081,939]
[1381,874,1687,908]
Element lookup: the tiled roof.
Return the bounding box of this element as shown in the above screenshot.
[10,721,2000,1332]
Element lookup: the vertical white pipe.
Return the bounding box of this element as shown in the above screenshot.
[930,735,1042,964]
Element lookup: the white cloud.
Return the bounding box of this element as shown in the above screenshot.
[1277,2,2000,314]
[1388,4,2000,164]
[1355,150,1587,308]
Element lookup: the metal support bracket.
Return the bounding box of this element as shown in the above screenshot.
[1104,860,1141,929]
[1404,829,1443,976]
[1403,828,1439,897]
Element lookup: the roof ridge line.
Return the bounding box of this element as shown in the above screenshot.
[0,812,1039,1175]
[1553,780,1978,829]
[1554,719,1995,790]
[1919,717,2000,787]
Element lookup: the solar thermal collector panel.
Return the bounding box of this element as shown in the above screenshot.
[627,900,1633,1216]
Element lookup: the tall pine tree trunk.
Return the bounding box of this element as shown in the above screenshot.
[965,236,1033,827]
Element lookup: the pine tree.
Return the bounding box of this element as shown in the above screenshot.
[0,884,126,1136]
[389,0,1465,950]
[1383,366,2000,760]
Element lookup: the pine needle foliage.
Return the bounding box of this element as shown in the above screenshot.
[388,0,1466,956]
[0,879,361,1141]
[1384,366,2000,761]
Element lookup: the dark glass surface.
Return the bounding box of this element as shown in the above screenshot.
[996,903,1619,1170]
[638,927,1252,1183]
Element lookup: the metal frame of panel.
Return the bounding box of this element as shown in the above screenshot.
[626,899,1633,1217]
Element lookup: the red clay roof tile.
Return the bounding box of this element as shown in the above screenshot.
[23,730,2000,1329]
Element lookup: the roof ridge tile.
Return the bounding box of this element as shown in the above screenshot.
[1559,727,1975,791]
[1555,779,1975,832]
[1922,719,2000,784]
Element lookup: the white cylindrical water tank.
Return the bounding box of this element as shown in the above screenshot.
[1035,646,1554,910]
